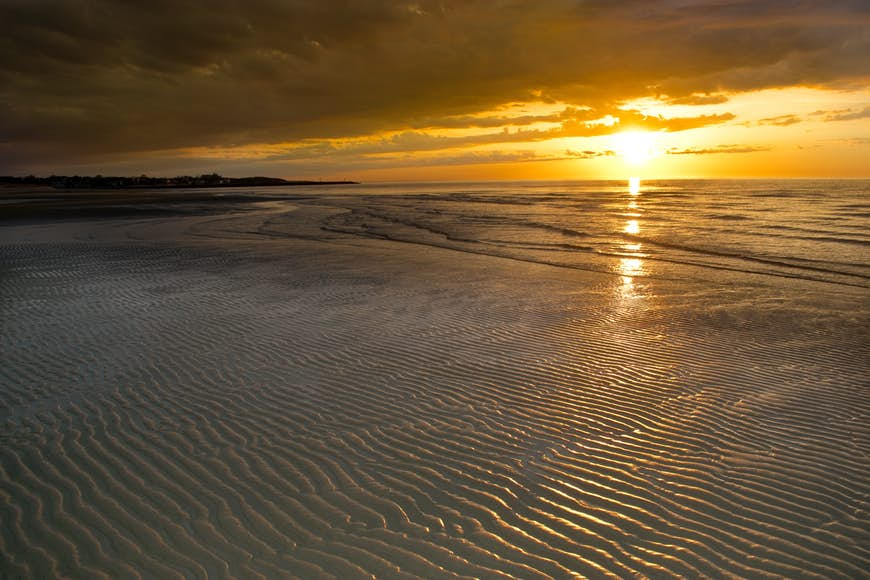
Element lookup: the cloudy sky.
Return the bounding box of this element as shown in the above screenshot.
[1,0,869,180]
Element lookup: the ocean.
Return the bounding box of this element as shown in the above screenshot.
[1,179,868,577]
[300,179,870,288]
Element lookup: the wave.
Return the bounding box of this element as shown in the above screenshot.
[310,202,869,288]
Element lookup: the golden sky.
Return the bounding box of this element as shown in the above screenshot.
[1,0,868,179]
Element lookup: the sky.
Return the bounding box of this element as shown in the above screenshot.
[1,0,869,180]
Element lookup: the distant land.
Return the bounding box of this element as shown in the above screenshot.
[0,173,358,189]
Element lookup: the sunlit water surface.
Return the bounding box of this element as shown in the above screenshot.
[307,179,869,288]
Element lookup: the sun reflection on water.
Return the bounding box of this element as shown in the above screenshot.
[617,258,646,299]
[619,257,644,277]
[614,178,648,299]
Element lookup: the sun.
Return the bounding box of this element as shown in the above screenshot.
[613,130,658,165]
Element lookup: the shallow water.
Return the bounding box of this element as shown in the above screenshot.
[306,179,870,288]
[1,180,868,578]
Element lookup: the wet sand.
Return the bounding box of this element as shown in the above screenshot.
[1,190,868,577]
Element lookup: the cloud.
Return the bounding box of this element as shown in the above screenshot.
[757,114,802,126]
[237,110,737,163]
[823,106,870,121]
[631,112,737,132]
[664,93,731,106]
[162,107,736,168]
[383,149,560,168]
[834,137,870,146]
[564,149,616,159]
[667,144,771,155]
[1,0,868,172]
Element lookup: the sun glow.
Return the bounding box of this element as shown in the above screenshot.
[614,131,658,165]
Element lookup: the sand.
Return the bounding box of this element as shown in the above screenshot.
[1,189,868,578]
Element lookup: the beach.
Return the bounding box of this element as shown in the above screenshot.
[1,181,868,578]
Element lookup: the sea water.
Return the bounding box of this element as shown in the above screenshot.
[293,179,870,289]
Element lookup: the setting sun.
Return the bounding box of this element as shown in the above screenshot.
[614,131,658,165]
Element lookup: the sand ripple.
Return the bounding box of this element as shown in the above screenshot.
[1,208,868,578]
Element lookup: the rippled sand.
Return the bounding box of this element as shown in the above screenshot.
[1,192,868,578]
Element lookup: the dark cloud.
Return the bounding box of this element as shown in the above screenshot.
[1,0,868,172]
